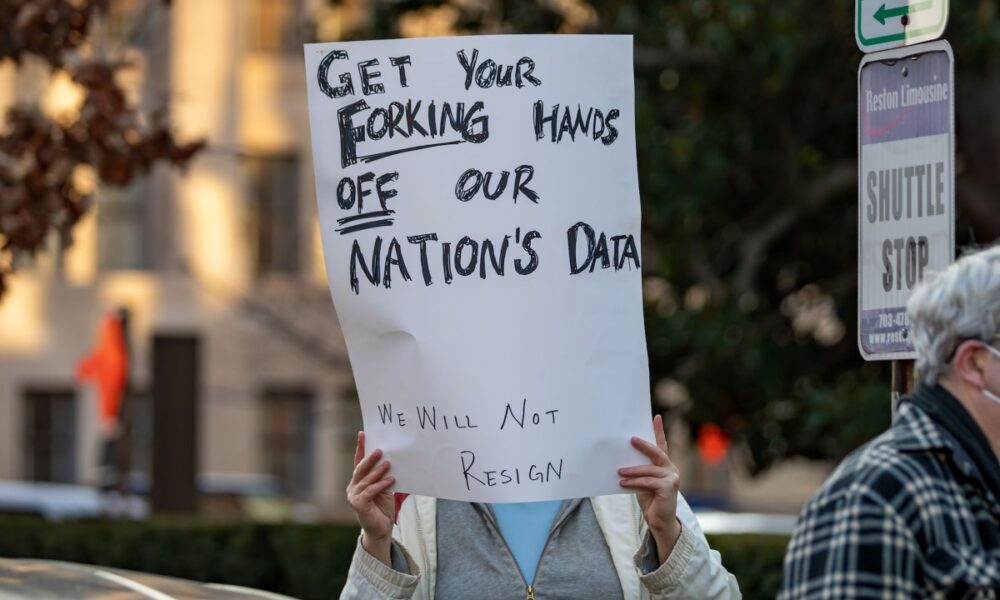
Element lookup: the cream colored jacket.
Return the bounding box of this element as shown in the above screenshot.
[341,493,741,599]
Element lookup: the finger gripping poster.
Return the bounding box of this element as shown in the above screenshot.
[304,35,651,502]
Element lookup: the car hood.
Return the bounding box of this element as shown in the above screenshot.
[0,559,298,599]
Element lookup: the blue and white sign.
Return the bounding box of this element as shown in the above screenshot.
[858,41,954,361]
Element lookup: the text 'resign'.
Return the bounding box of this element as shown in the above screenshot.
[303,35,652,502]
[856,0,949,53]
[858,41,954,361]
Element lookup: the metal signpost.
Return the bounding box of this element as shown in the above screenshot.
[858,41,955,364]
[856,0,950,53]
[856,0,953,411]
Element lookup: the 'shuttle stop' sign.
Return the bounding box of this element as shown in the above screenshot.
[304,35,651,502]
[858,41,954,361]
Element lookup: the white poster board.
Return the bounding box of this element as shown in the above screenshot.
[304,35,651,502]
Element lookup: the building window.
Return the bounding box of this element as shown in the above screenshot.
[246,0,302,53]
[246,156,300,276]
[96,0,147,49]
[23,389,77,483]
[97,177,151,270]
[260,387,314,498]
[128,391,153,479]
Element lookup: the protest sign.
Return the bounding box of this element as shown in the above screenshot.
[304,35,651,502]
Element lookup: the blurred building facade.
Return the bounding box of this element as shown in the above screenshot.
[0,0,374,519]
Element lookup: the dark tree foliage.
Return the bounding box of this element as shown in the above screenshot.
[329,0,1000,472]
[0,0,203,298]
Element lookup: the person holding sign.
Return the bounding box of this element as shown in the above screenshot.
[304,33,740,600]
[780,247,1000,598]
[340,416,741,599]
[304,34,689,505]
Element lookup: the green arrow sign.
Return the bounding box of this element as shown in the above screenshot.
[874,0,932,25]
[856,0,948,52]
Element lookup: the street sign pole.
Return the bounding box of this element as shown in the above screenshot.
[856,35,954,417]
[890,357,915,420]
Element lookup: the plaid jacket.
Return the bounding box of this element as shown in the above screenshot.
[779,401,1000,599]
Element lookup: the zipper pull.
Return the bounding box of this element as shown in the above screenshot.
[526,585,535,600]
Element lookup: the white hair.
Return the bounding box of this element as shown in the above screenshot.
[908,245,1000,385]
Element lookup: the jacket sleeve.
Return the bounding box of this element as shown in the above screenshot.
[635,493,742,599]
[340,536,420,600]
[339,536,421,600]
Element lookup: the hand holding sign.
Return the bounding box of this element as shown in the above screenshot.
[348,432,395,566]
[352,415,683,564]
[619,414,683,564]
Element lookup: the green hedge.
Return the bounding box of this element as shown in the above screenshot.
[706,534,789,597]
[0,517,787,598]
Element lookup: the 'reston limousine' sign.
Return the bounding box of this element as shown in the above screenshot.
[304,35,652,503]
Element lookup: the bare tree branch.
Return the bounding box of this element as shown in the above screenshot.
[176,260,350,371]
[733,161,856,293]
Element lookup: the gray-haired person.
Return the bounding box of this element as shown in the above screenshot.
[780,246,1000,598]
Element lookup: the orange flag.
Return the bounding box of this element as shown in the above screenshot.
[696,422,731,467]
[77,313,128,430]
